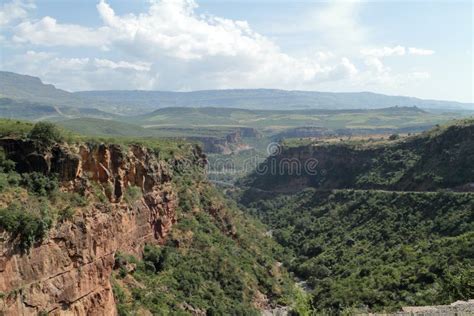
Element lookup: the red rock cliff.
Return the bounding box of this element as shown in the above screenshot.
[0,141,205,315]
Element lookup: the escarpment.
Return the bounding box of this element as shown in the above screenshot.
[0,139,205,315]
[245,120,474,192]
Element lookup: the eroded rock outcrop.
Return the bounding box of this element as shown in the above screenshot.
[0,140,205,315]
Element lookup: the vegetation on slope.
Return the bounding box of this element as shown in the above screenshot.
[0,119,307,314]
[245,119,474,192]
[0,97,116,121]
[0,122,92,251]
[235,120,474,313]
[132,106,463,132]
[240,189,474,313]
[0,146,87,251]
[111,163,307,314]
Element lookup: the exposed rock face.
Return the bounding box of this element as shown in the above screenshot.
[237,127,262,139]
[0,140,205,315]
[186,127,260,155]
[189,136,233,154]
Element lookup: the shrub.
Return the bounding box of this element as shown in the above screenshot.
[388,133,400,140]
[0,119,33,138]
[0,150,15,173]
[124,185,142,204]
[91,182,108,204]
[58,207,75,222]
[0,202,52,251]
[68,192,88,207]
[21,172,58,196]
[27,122,64,146]
[143,244,163,272]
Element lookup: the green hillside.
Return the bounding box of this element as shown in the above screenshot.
[237,120,474,313]
[0,120,307,314]
[241,189,473,313]
[244,119,474,192]
[0,97,117,121]
[133,106,465,133]
[57,118,153,137]
[0,71,87,108]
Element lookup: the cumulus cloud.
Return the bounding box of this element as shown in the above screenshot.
[5,0,362,90]
[364,56,390,73]
[0,0,434,92]
[312,0,368,53]
[13,16,109,47]
[0,0,34,27]
[5,50,156,91]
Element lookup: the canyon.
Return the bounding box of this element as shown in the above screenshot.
[0,140,203,315]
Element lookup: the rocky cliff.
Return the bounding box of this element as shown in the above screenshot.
[244,119,474,192]
[188,127,259,155]
[0,140,205,315]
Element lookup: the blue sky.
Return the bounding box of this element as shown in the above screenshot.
[0,0,472,103]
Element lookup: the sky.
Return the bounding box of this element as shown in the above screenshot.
[0,0,472,103]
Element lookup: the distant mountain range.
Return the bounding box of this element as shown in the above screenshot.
[77,89,473,112]
[1,71,472,116]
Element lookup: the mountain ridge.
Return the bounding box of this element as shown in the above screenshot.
[76,88,473,111]
[1,71,472,114]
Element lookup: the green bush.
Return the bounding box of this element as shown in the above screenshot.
[20,172,58,196]
[0,202,52,251]
[124,185,142,204]
[58,207,75,222]
[27,121,64,146]
[0,149,19,191]
[0,119,33,138]
[91,182,108,204]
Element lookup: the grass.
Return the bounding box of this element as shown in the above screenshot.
[129,106,467,132]
[0,118,34,138]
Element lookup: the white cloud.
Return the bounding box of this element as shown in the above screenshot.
[311,0,368,53]
[408,47,435,56]
[94,0,280,61]
[1,0,435,92]
[5,0,362,90]
[361,45,406,57]
[5,50,157,91]
[364,56,390,73]
[0,0,34,27]
[407,71,431,80]
[13,16,109,47]
[361,45,435,57]
[93,59,151,72]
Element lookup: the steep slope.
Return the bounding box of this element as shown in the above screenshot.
[0,97,117,121]
[0,72,86,108]
[237,119,474,313]
[0,126,301,314]
[244,119,474,192]
[241,189,474,313]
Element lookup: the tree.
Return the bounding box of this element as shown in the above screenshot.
[388,134,400,141]
[28,122,64,146]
